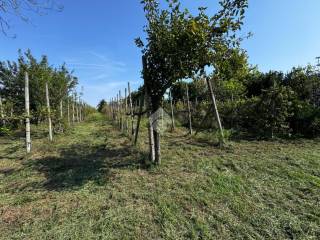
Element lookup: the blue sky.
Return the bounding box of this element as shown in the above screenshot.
[1,0,320,106]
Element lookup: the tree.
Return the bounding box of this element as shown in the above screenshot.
[136,0,248,164]
[97,99,107,113]
[0,0,62,37]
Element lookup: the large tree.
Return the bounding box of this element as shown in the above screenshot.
[136,0,248,164]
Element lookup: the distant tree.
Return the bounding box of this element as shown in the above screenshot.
[97,99,107,113]
[0,0,63,37]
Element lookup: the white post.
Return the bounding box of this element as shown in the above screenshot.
[25,72,31,153]
[60,99,63,119]
[67,97,70,126]
[186,83,193,135]
[0,95,5,126]
[72,94,75,124]
[206,77,224,144]
[45,82,53,142]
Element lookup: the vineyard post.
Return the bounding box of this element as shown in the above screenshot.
[116,93,120,127]
[67,97,70,126]
[134,91,145,146]
[206,77,224,144]
[76,93,79,123]
[186,83,193,135]
[0,95,5,126]
[45,82,53,142]
[111,98,114,121]
[125,87,128,134]
[147,94,155,162]
[60,99,63,119]
[169,88,175,131]
[79,96,82,122]
[72,93,75,124]
[128,82,134,138]
[119,90,123,132]
[25,72,31,153]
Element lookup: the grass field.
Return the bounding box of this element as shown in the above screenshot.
[0,113,319,239]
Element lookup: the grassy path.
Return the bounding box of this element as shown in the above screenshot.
[0,114,320,239]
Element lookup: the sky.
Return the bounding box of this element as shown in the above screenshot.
[1,0,320,106]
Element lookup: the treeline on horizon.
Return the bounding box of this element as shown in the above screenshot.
[0,50,95,133]
[99,50,320,139]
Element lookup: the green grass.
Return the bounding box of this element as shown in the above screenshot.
[0,114,319,239]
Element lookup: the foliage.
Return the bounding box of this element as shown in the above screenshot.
[0,49,89,131]
[137,0,248,111]
[97,99,107,113]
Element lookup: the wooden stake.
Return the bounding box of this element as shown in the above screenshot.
[67,97,70,126]
[134,92,145,146]
[72,94,75,124]
[45,82,53,142]
[186,83,193,135]
[206,77,224,144]
[128,82,134,137]
[169,88,175,131]
[60,99,63,119]
[25,72,31,153]
[0,95,5,126]
[125,88,128,133]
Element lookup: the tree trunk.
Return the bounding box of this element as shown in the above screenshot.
[206,77,225,144]
[169,89,175,131]
[186,83,193,135]
[45,82,53,142]
[25,72,31,153]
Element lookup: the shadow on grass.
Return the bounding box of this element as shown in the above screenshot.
[25,141,148,191]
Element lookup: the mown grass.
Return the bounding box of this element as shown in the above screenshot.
[0,113,319,239]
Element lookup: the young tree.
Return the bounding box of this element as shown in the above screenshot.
[136,0,248,164]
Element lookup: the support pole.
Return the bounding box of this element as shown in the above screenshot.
[25,72,31,153]
[186,83,193,135]
[45,82,53,142]
[206,77,224,144]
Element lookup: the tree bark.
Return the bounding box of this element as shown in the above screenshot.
[45,82,53,142]
[206,77,224,144]
[25,72,31,153]
[186,83,193,135]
